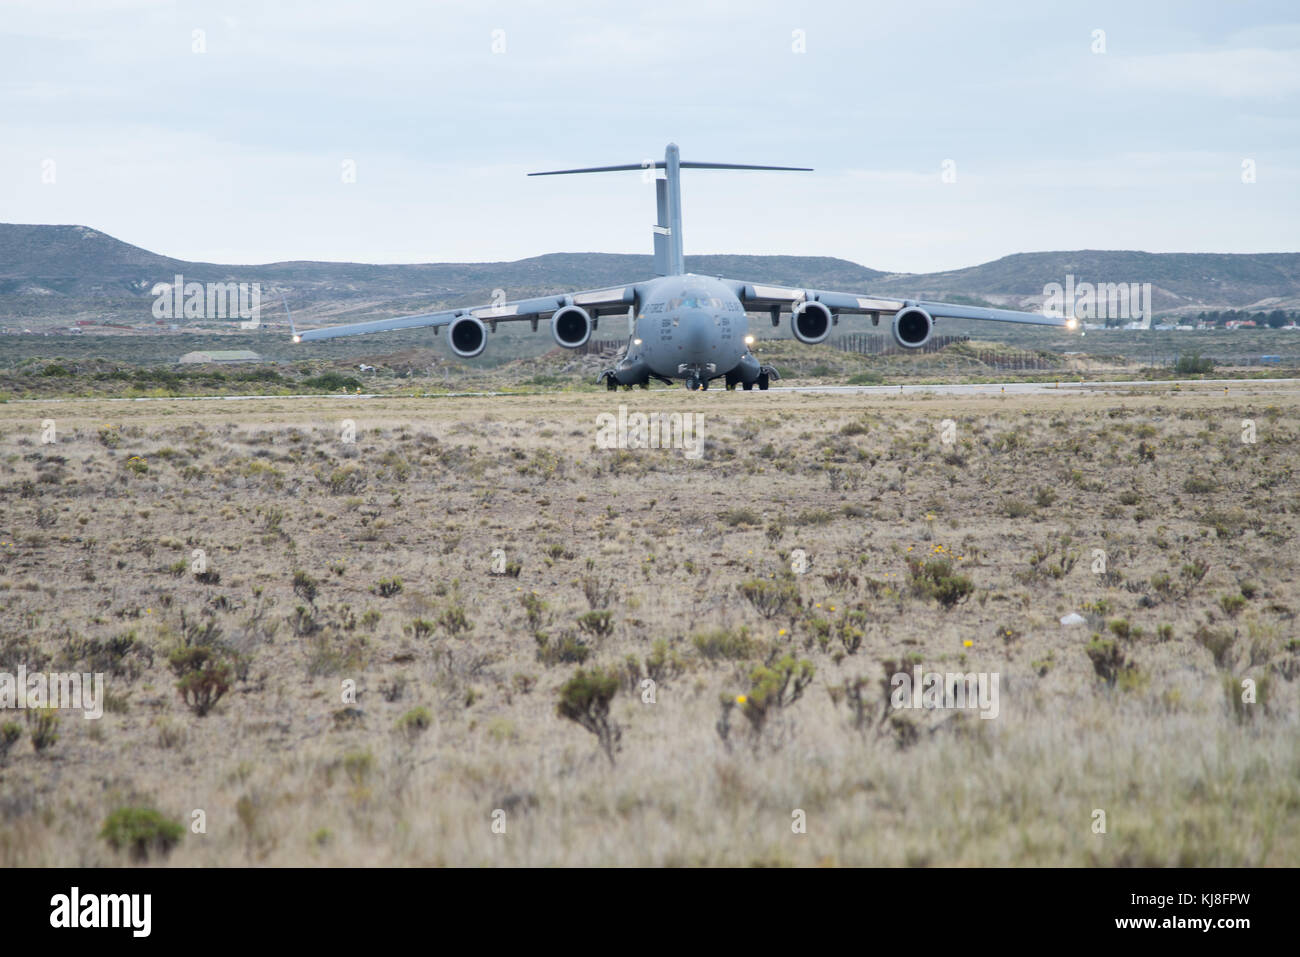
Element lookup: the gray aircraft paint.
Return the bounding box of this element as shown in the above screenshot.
[293,144,1070,391]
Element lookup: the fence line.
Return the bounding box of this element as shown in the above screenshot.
[1140,354,1300,368]
[573,338,625,356]
[830,333,969,356]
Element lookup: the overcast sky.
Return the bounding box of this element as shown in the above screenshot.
[2,0,1297,272]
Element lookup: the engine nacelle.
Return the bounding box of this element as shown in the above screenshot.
[551,305,593,349]
[892,306,933,349]
[448,315,488,358]
[791,300,833,345]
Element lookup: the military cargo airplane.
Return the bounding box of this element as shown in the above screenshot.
[293,144,1073,390]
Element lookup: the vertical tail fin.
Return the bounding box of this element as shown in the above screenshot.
[663,143,684,275]
[528,144,811,277]
[653,178,672,276]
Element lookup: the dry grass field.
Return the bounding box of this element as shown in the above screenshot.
[1,383,1297,866]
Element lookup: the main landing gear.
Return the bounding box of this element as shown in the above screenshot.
[687,367,775,392]
[729,373,769,391]
[735,364,777,391]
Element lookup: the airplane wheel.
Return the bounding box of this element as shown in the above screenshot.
[757,373,769,391]
[686,377,702,391]
[725,381,736,391]
[639,382,649,389]
[742,381,753,391]
[700,379,709,391]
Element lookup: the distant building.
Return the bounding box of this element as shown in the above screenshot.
[178,349,262,364]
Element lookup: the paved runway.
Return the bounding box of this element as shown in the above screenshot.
[769,377,1300,396]
[12,378,1300,404]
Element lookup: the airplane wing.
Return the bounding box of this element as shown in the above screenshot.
[727,280,1069,327]
[293,284,639,342]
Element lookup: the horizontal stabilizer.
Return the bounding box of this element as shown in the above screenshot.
[529,161,812,176]
[679,162,812,171]
[529,163,658,176]
[527,146,813,276]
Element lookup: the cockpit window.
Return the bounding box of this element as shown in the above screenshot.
[667,293,722,310]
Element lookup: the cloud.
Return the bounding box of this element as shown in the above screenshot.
[1113,47,1300,99]
[1,0,1295,271]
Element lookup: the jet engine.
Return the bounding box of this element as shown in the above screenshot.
[448,315,488,358]
[551,305,593,349]
[891,306,933,349]
[791,300,833,345]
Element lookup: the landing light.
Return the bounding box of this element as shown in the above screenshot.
[292,335,301,343]
[633,338,643,345]
[1065,317,1078,331]
[744,335,755,345]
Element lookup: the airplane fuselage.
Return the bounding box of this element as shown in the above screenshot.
[605,274,771,391]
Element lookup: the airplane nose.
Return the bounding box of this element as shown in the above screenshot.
[680,312,711,353]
